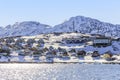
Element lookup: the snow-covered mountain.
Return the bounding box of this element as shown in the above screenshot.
[0,16,120,37]
[0,21,52,37]
[53,16,120,37]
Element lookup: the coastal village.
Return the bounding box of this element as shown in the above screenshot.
[0,32,120,63]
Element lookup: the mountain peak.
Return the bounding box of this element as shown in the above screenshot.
[52,15,120,37]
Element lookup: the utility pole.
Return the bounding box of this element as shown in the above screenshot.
[73,21,75,32]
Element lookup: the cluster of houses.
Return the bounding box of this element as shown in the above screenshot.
[0,33,119,62]
[0,36,46,62]
[62,34,120,47]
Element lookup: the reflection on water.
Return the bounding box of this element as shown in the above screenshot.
[0,64,120,80]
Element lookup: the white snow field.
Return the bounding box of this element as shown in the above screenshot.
[0,64,120,80]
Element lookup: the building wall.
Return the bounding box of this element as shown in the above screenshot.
[93,39,110,44]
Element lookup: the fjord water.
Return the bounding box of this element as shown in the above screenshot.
[0,64,119,80]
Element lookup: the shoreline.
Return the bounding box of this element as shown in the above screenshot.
[0,61,120,64]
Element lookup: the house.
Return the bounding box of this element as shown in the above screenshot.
[77,50,86,57]
[62,37,87,44]
[116,38,120,42]
[24,56,33,62]
[0,38,5,43]
[93,37,112,47]
[10,57,19,62]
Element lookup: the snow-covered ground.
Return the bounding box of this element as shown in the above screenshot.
[0,32,120,63]
[0,64,120,80]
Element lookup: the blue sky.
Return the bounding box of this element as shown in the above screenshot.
[0,0,120,27]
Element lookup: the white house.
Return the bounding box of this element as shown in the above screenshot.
[93,37,111,47]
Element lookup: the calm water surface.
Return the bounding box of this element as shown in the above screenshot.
[0,63,120,80]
